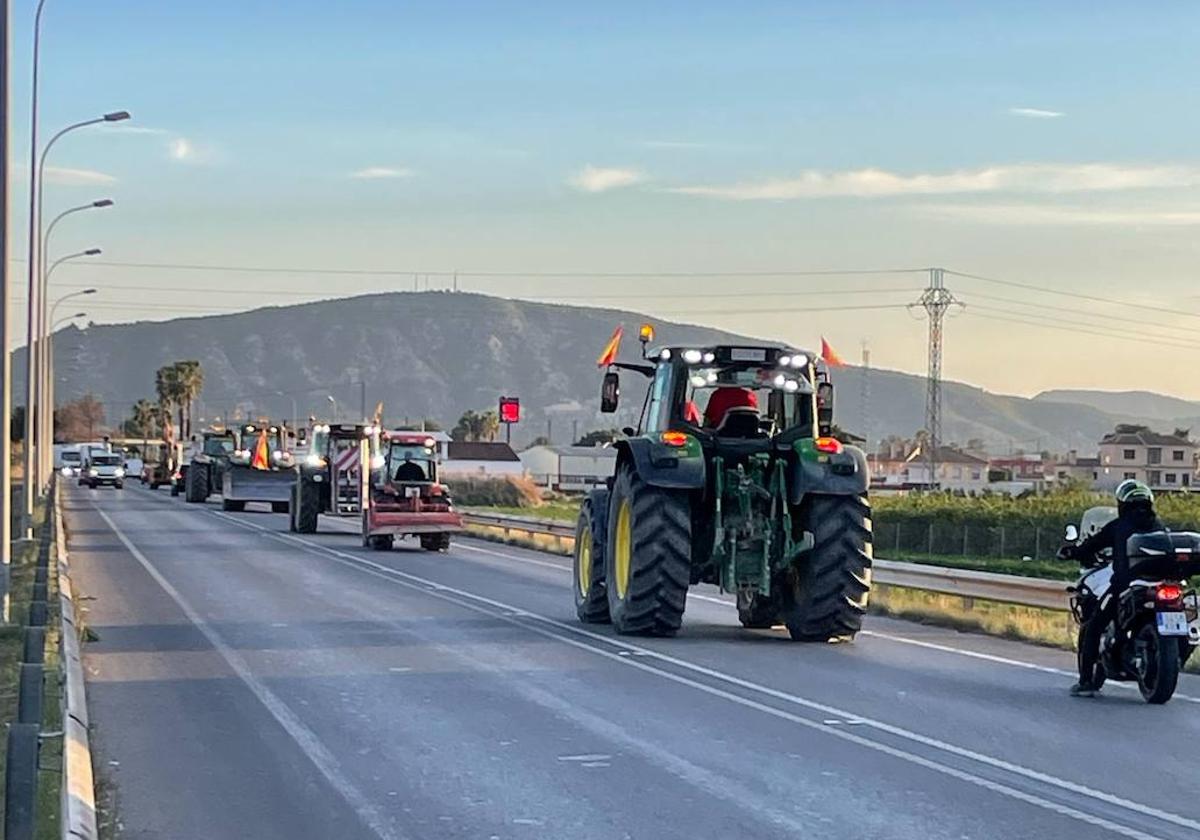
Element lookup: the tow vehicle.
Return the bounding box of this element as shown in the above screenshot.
[290,421,379,533]
[80,450,127,489]
[221,422,296,512]
[574,325,872,640]
[360,430,462,551]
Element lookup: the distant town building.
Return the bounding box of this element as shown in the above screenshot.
[442,441,524,478]
[520,444,617,492]
[1051,450,1102,486]
[870,438,989,493]
[1096,425,1197,492]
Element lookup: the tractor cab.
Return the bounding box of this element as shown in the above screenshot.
[230,423,295,470]
[194,429,236,460]
[374,432,443,494]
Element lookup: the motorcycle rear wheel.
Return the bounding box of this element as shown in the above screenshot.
[1135,623,1180,704]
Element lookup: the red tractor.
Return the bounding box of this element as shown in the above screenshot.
[361,430,462,551]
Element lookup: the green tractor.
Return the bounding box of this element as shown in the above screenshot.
[290,421,378,534]
[573,330,872,641]
[184,428,236,503]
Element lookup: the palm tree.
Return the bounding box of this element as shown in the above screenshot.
[175,361,204,438]
[155,364,184,440]
[130,399,158,453]
[479,410,500,442]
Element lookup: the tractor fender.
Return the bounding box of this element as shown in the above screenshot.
[788,444,869,504]
[615,437,706,491]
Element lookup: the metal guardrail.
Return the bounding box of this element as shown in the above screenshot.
[56,484,99,840]
[462,511,1071,612]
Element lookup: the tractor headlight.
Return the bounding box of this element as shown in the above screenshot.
[682,349,702,364]
[784,379,800,392]
[659,348,672,361]
[773,374,786,387]
[791,354,808,368]
[689,374,706,388]
[305,453,326,468]
[779,355,791,367]
[702,352,715,363]
[370,454,386,470]
[115,468,126,477]
[60,467,72,477]
[423,437,436,448]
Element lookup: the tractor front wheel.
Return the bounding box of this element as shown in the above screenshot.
[420,534,450,552]
[222,499,245,512]
[293,481,320,533]
[781,493,872,642]
[573,490,611,624]
[604,465,691,636]
[184,463,208,503]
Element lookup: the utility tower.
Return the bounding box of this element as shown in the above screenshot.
[913,268,961,490]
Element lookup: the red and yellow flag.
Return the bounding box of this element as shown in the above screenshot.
[820,337,846,368]
[596,325,624,368]
[251,429,270,470]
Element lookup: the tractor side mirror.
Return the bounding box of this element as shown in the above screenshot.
[601,371,620,413]
[1064,524,1079,542]
[816,381,834,434]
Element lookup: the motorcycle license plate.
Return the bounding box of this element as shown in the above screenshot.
[1156,612,1190,637]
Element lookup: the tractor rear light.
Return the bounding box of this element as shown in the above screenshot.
[814,437,843,454]
[1156,583,1184,605]
[660,431,689,448]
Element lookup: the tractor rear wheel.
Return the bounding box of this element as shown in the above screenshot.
[293,481,320,534]
[604,465,691,636]
[271,501,289,514]
[573,490,611,623]
[781,493,872,642]
[222,499,245,512]
[185,463,208,503]
[368,534,394,551]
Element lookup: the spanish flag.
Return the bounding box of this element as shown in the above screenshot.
[596,325,624,368]
[251,429,270,470]
[820,337,846,368]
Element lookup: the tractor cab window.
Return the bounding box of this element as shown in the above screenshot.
[386,443,436,483]
[309,427,329,456]
[203,437,234,457]
[676,364,813,437]
[644,363,676,433]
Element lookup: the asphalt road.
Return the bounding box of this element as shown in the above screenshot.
[65,484,1200,840]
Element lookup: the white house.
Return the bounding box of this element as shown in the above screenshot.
[1096,425,1198,492]
[520,445,617,492]
[441,441,524,477]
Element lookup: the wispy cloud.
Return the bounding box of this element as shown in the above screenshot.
[105,125,170,136]
[640,140,709,150]
[1008,107,1064,119]
[568,165,644,193]
[670,163,1199,200]
[349,166,415,180]
[45,166,117,186]
[918,203,1200,226]
[169,138,194,162]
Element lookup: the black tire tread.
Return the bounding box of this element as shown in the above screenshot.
[782,493,872,642]
[606,467,691,636]
[574,491,611,623]
[294,480,320,533]
[185,463,208,503]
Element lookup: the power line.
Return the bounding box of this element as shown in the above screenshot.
[654,302,913,316]
[945,268,1200,320]
[966,303,1200,350]
[963,308,1200,351]
[962,290,1199,336]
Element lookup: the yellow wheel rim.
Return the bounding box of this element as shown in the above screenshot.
[577,524,593,597]
[614,498,632,599]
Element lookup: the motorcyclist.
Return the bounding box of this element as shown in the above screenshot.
[1060,479,1164,697]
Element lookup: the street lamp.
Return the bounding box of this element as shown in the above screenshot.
[52,312,86,332]
[42,199,112,280]
[36,257,98,486]
[24,109,128,520]
[40,288,96,479]
[327,395,338,421]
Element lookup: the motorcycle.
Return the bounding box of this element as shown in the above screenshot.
[1061,510,1200,704]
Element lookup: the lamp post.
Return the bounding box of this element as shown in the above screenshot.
[39,200,110,482]
[23,110,128,527]
[42,288,95,480]
[37,257,97,486]
[327,395,338,421]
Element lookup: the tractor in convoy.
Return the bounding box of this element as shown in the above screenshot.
[221,422,296,512]
[289,421,379,533]
[573,325,872,641]
[360,430,462,551]
[184,428,236,503]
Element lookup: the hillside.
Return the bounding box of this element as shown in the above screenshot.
[1034,389,1200,427]
[25,290,1187,452]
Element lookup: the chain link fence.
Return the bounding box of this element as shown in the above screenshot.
[875,520,1057,561]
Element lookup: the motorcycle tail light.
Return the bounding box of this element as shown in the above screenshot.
[1156,583,1184,605]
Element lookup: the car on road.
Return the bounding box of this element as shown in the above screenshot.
[58,447,83,478]
[80,451,127,489]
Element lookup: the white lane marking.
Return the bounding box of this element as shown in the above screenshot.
[211,511,1188,840]
[458,540,1200,705]
[557,754,612,763]
[91,506,403,840]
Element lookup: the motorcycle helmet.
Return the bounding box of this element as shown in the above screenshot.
[1115,479,1153,505]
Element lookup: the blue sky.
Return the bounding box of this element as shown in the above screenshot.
[11,1,1200,396]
